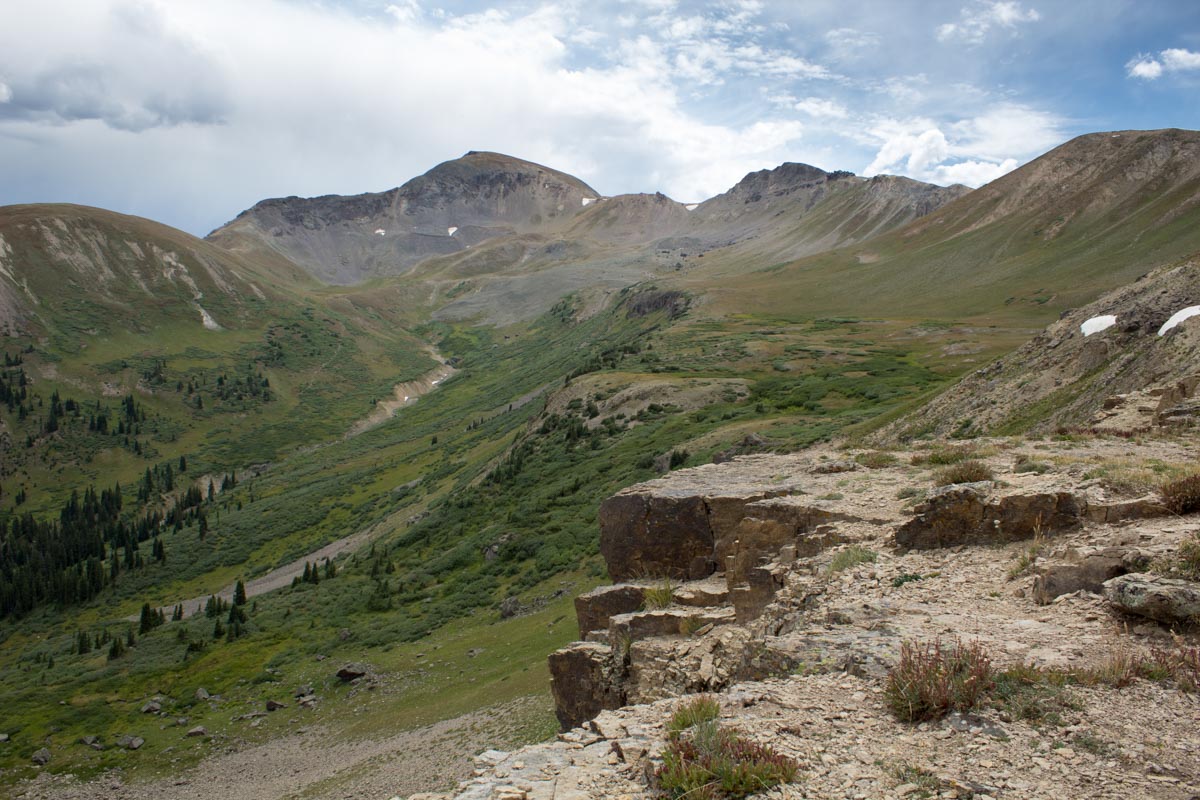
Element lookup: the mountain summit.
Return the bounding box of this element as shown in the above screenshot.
[208,152,600,284]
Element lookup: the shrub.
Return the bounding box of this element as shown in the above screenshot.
[666,695,721,736]
[659,696,799,799]
[885,639,994,722]
[856,450,898,469]
[891,573,924,588]
[828,545,877,573]
[912,444,987,466]
[643,578,676,611]
[933,460,994,486]
[1161,474,1200,515]
[1176,534,1200,579]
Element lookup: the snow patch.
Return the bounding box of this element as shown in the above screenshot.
[197,305,221,331]
[447,226,458,237]
[375,229,386,236]
[1158,305,1200,336]
[581,198,595,207]
[1080,315,1117,336]
[0,233,12,281]
[684,203,699,211]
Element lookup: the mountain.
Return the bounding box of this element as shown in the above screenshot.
[208,151,601,284]
[880,254,1200,439]
[0,203,315,341]
[714,128,1200,320]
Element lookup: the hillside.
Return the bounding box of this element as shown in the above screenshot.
[881,255,1200,439]
[703,129,1200,320]
[3,129,1200,799]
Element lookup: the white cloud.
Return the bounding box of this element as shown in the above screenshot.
[1162,48,1200,71]
[0,82,11,103]
[824,27,880,52]
[937,1,1041,44]
[1127,47,1200,80]
[863,103,1064,188]
[0,0,822,231]
[793,97,848,118]
[385,1,421,25]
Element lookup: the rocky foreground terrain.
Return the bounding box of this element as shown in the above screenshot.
[437,425,1200,800]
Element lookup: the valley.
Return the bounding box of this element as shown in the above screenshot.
[0,130,1199,799]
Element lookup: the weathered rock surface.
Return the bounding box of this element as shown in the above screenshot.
[31,748,50,765]
[896,483,1085,550]
[547,643,626,731]
[574,584,645,637]
[336,663,369,682]
[1033,548,1148,604]
[1105,573,1200,624]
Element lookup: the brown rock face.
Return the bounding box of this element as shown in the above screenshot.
[1033,555,1131,604]
[599,492,717,581]
[574,585,645,637]
[896,483,1085,550]
[547,643,626,730]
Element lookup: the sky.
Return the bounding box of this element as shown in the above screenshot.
[0,0,1197,236]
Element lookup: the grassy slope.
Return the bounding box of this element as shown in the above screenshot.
[0,280,1017,784]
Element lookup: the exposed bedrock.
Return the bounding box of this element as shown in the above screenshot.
[895,482,1087,550]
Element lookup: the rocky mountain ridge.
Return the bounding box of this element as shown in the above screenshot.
[438,434,1200,799]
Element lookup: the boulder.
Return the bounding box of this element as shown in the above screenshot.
[186,726,207,737]
[1033,549,1148,604]
[547,642,626,730]
[336,663,369,682]
[266,700,286,711]
[31,747,50,765]
[294,684,314,698]
[896,484,1084,550]
[195,687,211,701]
[574,584,645,636]
[141,700,161,714]
[0,733,9,743]
[116,735,144,750]
[1104,573,1200,624]
[499,596,521,619]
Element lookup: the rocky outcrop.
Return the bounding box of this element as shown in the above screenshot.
[547,643,627,731]
[1104,573,1200,624]
[895,483,1085,550]
[1033,548,1148,604]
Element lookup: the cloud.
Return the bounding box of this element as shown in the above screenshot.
[0,2,229,131]
[1129,47,1200,79]
[0,82,11,103]
[863,103,1064,187]
[0,0,826,232]
[937,1,1041,44]
[793,97,848,118]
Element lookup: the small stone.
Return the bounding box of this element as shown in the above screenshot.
[31,747,51,765]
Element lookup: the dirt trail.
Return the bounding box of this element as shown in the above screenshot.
[164,348,455,618]
[347,351,456,438]
[13,696,548,800]
[166,507,419,618]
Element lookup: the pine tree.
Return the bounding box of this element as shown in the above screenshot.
[233,579,247,606]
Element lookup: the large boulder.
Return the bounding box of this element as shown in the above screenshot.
[1033,550,1141,604]
[1104,573,1200,624]
[896,484,1085,550]
[547,643,626,730]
